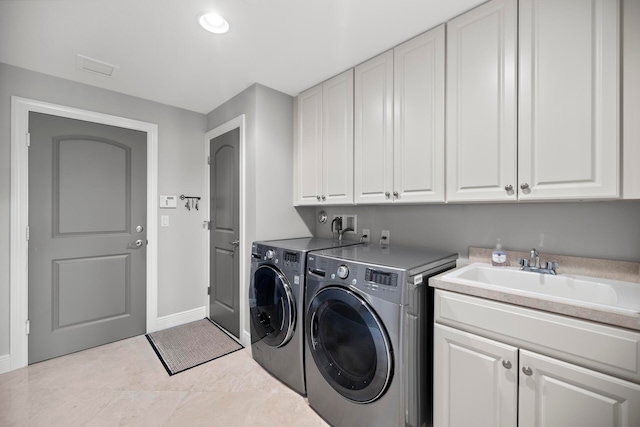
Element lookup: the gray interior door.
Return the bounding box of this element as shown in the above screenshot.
[209,127,240,338]
[28,112,147,364]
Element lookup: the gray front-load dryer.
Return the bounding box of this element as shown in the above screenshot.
[304,244,457,427]
[249,237,361,395]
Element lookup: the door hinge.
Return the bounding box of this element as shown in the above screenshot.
[207,286,210,295]
[204,220,211,230]
[26,226,29,241]
[25,320,30,335]
[207,155,211,165]
[26,132,30,147]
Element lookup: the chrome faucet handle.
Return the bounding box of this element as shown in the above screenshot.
[518,258,529,268]
[545,261,559,270]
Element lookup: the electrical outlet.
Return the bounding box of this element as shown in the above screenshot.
[362,228,371,243]
[381,230,390,245]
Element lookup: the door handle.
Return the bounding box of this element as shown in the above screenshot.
[127,239,144,249]
[229,240,239,246]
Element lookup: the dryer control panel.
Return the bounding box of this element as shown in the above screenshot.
[251,243,304,275]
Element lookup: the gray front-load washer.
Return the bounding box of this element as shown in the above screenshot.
[304,244,457,426]
[249,237,362,395]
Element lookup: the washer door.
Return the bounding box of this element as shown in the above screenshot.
[249,265,295,348]
[306,286,393,403]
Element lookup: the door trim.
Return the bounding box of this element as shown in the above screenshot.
[9,96,159,371]
[205,115,247,346]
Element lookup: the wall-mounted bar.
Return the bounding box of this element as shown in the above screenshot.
[179,194,201,211]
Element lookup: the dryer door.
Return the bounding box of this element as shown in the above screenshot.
[249,265,295,347]
[306,286,393,403]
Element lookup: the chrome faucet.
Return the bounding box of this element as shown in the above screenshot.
[338,228,354,241]
[530,248,540,268]
[518,248,559,275]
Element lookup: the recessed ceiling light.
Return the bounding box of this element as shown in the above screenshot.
[199,13,229,34]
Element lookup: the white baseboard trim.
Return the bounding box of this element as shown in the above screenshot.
[0,354,11,375]
[153,306,207,332]
[242,330,251,348]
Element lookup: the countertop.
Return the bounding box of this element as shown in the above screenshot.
[430,247,640,332]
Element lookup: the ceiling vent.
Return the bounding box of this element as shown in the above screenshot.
[76,54,119,77]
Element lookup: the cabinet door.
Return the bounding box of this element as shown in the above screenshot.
[354,50,394,204]
[393,24,445,203]
[445,0,517,202]
[322,69,354,205]
[519,349,640,427]
[434,324,518,427]
[518,0,620,200]
[296,84,323,205]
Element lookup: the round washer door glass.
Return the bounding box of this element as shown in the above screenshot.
[249,265,295,347]
[306,286,393,403]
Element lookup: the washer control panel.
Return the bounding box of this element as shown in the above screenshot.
[308,256,405,305]
[365,268,398,287]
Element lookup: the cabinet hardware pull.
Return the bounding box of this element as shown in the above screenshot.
[520,183,530,190]
[504,185,513,192]
[502,360,512,369]
[522,366,533,376]
[385,192,390,198]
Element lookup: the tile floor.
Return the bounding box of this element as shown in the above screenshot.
[0,335,329,426]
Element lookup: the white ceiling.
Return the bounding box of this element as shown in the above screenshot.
[0,0,485,114]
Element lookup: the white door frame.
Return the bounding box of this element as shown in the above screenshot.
[9,96,159,371]
[204,115,248,346]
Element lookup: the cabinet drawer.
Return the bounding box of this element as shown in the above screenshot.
[434,290,640,383]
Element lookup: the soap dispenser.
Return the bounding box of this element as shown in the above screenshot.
[491,240,507,267]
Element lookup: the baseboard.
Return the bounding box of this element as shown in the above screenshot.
[242,330,251,348]
[0,353,11,374]
[153,306,207,332]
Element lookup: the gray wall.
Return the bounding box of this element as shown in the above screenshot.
[0,62,208,356]
[316,201,640,263]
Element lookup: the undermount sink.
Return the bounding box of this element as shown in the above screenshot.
[441,263,640,315]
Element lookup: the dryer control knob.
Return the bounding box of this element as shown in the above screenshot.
[265,250,276,260]
[336,265,349,279]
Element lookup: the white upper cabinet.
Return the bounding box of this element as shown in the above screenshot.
[322,70,354,204]
[622,0,640,199]
[355,24,446,204]
[518,0,620,200]
[298,0,625,206]
[446,0,620,202]
[295,69,354,205]
[295,84,323,205]
[445,0,518,202]
[354,50,394,204]
[394,25,446,203]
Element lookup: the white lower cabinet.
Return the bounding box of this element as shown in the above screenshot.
[433,292,640,427]
[519,349,640,427]
[434,324,518,427]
